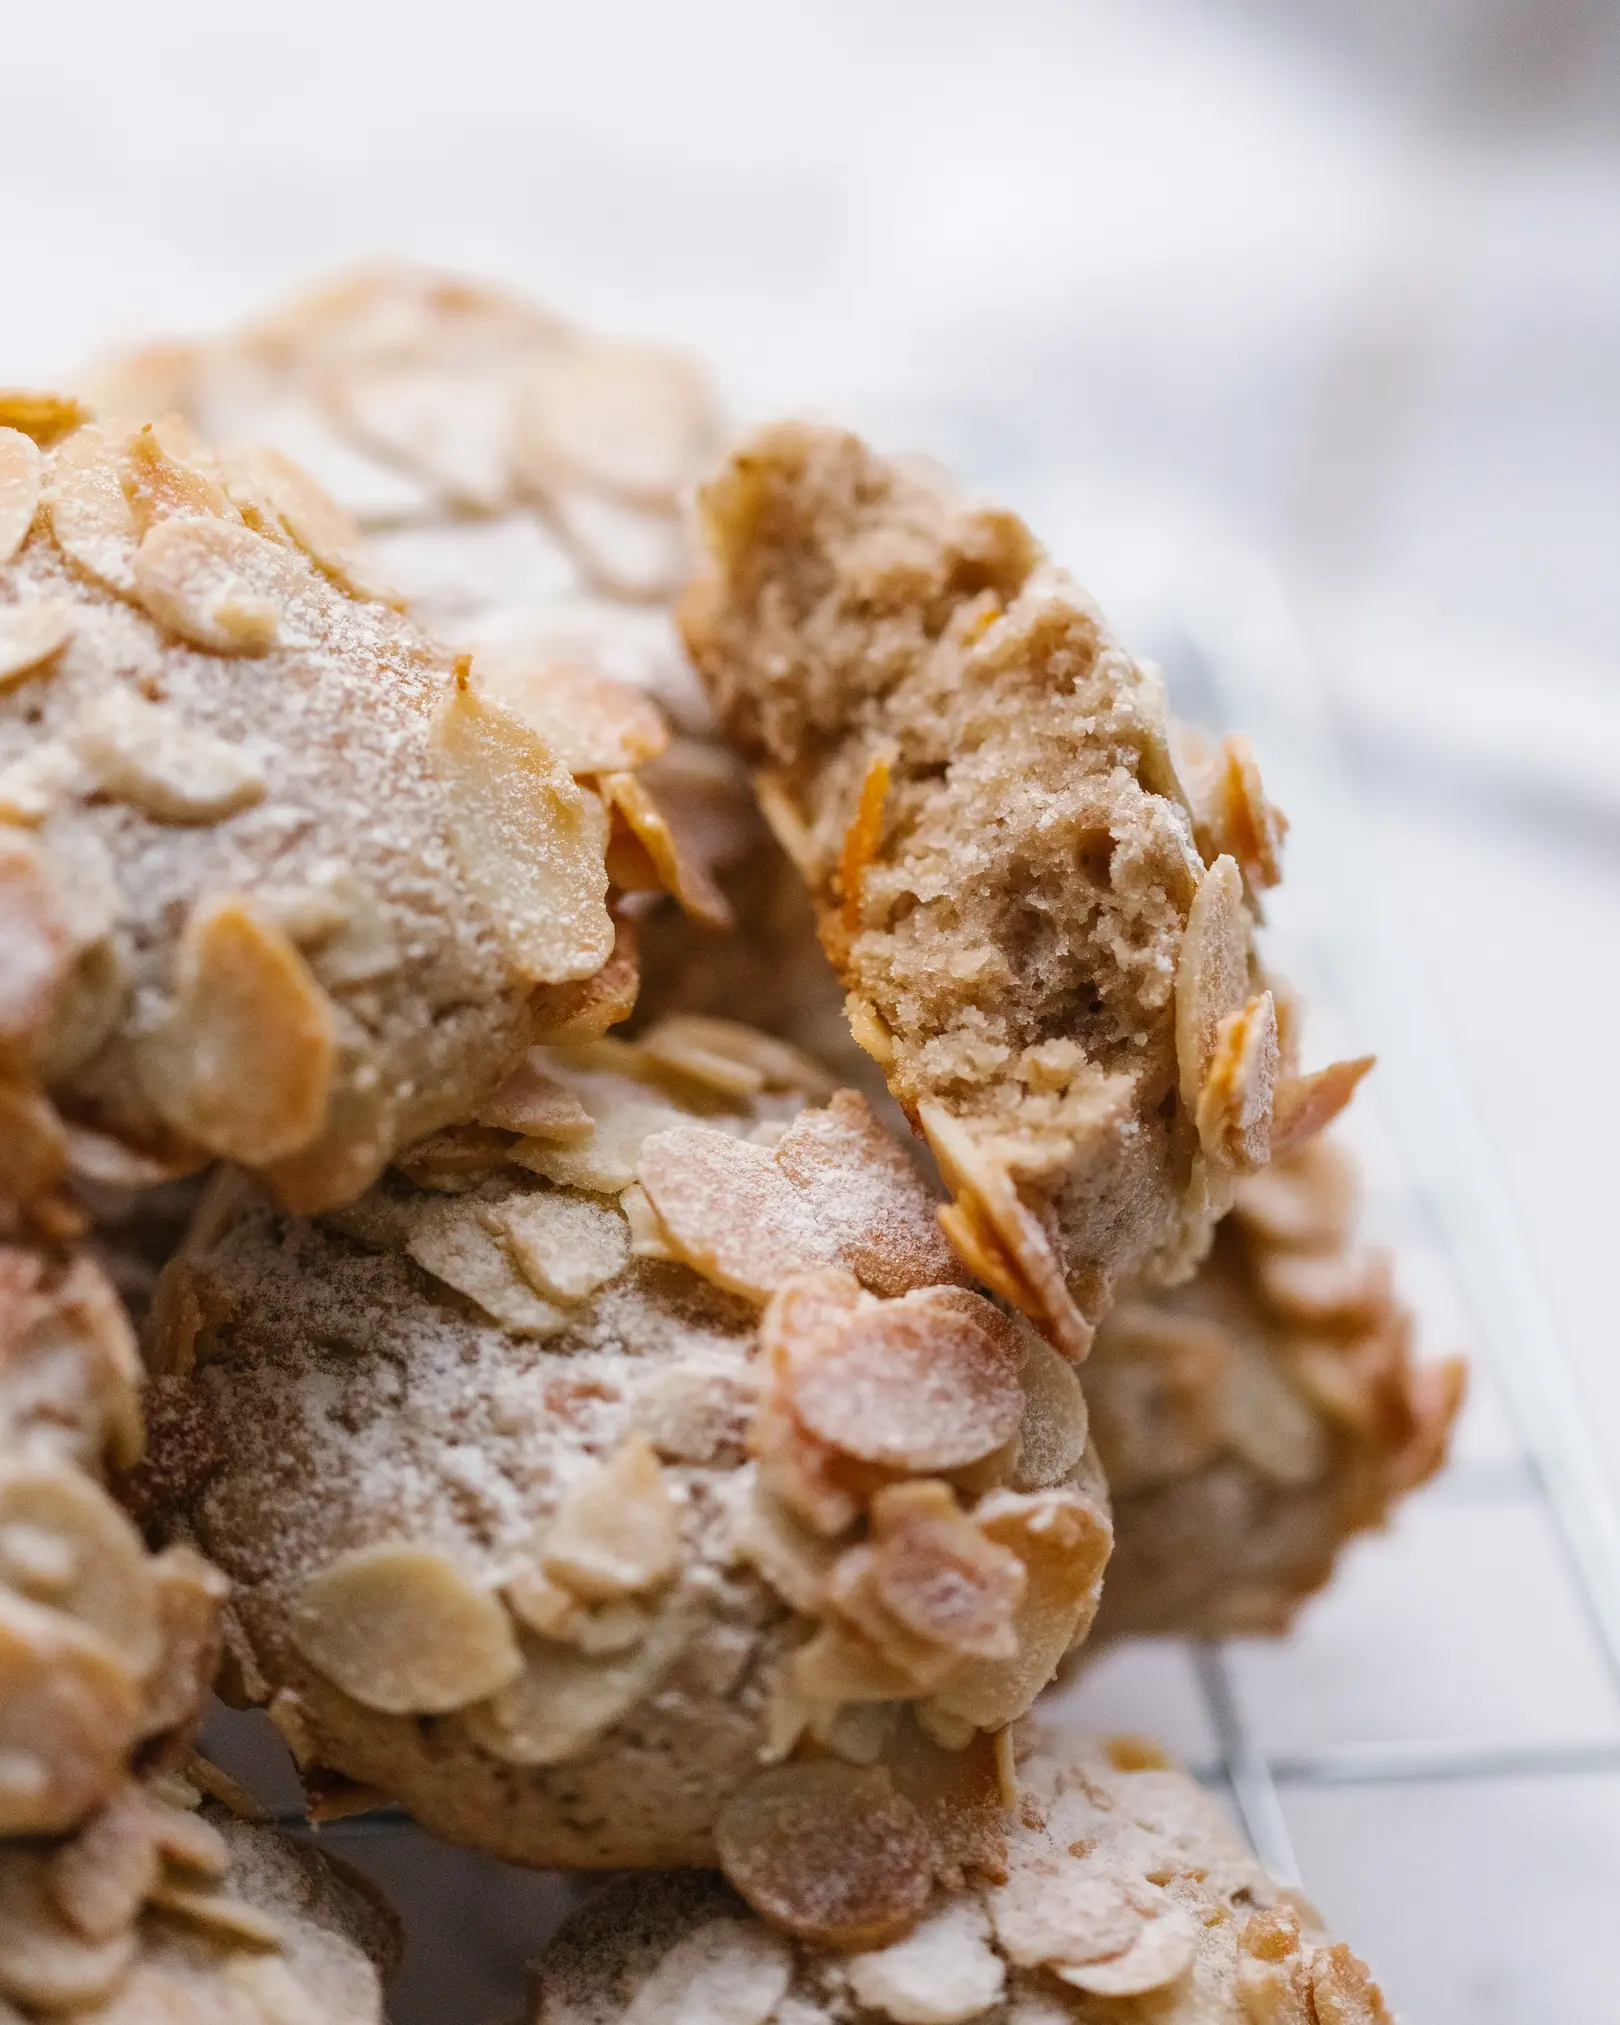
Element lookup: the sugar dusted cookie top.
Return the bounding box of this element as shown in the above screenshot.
[142,1024,1109,1872]
[681,425,1367,1359]
[528,1723,1396,2025]
[0,395,620,1223]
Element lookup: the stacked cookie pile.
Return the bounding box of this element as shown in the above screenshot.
[0,270,1463,2023]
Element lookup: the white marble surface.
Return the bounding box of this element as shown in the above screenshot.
[10,1,1620,2017]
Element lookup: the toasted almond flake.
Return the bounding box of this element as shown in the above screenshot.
[1270,1058,1376,1159]
[120,419,237,531]
[789,1288,1025,1474]
[147,1880,284,1948]
[637,1015,828,1103]
[1307,1943,1396,2024]
[486,1188,629,1302]
[511,1087,687,1194]
[717,1760,933,1949]
[847,1895,1007,2025]
[44,426,140,593]
[0,430,42,564]
[638,1125,841,1300]
[0,1465,160,1677]
[44,1784,158,1941]
[1255,1243,1394,1328]
[138,1545,230,1743]
[514,341,715,507]
[1202,732,1287,893]
[753,767,817,875]
[0,742,78,823]
[0,829,71,1063]
[838,749,892,942]
[1056,1901,1198,1996]
[774,1091,961,1297]
[393,1123,515,1191]
[431,673,614,984]
[1234,1138,1360,1250]
[0,1591,139,1837]
[600,769,731,928]
[990,1853,1141,1971]
[475,655,669,776]
[0,1849,138,2011]
[1196,989,1278,1173]
[135,895,337,1165]
[833,1481,1026,1668]
[478,1054,595,1140]
[0,392,89,446]
[1175,855,1250,1113]
[787,1618,934,1714]
[1220,1346,1330,1488]
[73,685,265,824]
[528,915,641,1046]
[459,1602,688,1766]
[220,441,402,603]
[622,1917,793,2025]
[291,1543,522,1715]
[925,1481,1113,1732]
[731,1477,841,1615]
[1009,1335,1088,1492]
[404,1198,570,1336]
[620,1180,678,1260]
[542,1436,683,1602]
[133,514,306,655]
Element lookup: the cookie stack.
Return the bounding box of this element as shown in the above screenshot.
[0,269,1463,2023]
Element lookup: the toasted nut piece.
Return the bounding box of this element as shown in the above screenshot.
[0,392,88,446]
[45,425,140,593]
[0,1590,140,1836]
[475,656,669,776]
[830,1482,1026,1672]
[638,1126,841,1300]
[638,1015,833,1104]
[459,1602,689,1766]
[514,341,715,508]
[1009,1335,1088,1492]
[135,895,337,1165]
[510,1084,687,1194]
[1175,855,1250,1113]
[716,1760,933,1949]
[0,428,43,564]
[290,1543,522,1715]
[1234,1136,1359,1250]
[487,1190,629,1303]
[133,516,303,654]
[0,830,71,1067]
[403,1198,570,1337]
[542,1436,683,1602]
[989,1852,1141,1970]
[1197,989,1278,1173]
[0,600,74,693]
[147,1879,284,1948]
[220,441,402,603]
[788,1289,1025,1474]
[1220,1346,1330,1489]
[620,1918,792,2025]
[393,1123,515,1191]
[731,1477,841,1615]
[0,1847,138,2011]
[138,1544,230,1742]
[44,1783,159,1940]
[0,1463,160,1678]
[1270,1057,1376,1159]
[601,768,731,928]
[431,673,614,984]
[478,1054,595,1140]
[1057,1900,1198,1996]
[847,1896,1006,2025]
[120,419,236,530]
[74,685,266,824]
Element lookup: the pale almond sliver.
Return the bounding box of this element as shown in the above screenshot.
[0,601,74,692]
[1174,854,1250,1113]
[0,428,42,563]
[132,516,301,654]
[44,425,140,594]
[474,654,669,777]
[638,1124,841,1301]
[73,686,265,824]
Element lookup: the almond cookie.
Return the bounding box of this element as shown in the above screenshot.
[0,1245,226,1838]
[0,1771,395,2023]
[527,1722,1395,2023]
[139,1023,1110,1869]
[0,395,622,1228]
[1088,1136,1466,1641]
[680,424,1369,1359]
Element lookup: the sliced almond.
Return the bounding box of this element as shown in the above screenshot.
[510,1083,687,1193]
[0,829,71,1066]
[1270,1058,1375,1159]
[404,1198,571,1336]
[989,1852,1141,1971]
[1175,855,1250,1112]
[133,516,302,654]
[638,1125,841,1301]
[431,672,614,984]
[0,392,88,447]
[514,340,715,507]
[487,1189,629,1303]
[135,896,337,1165]
[830,1481,1026,1672]
[478,1054,595,1140]
[847,1895,1007,2025]
[120,419,237,531]
[45,425,140,593]
[1235,1139,1360,1251]
[138,1544,230,1743]
[600,769,731,928]
[74,685,266,824]
[716,1761,933,1950]
[459,1602,688,1766]
[1255,1243,1394,1330]
[0,1464,160,1679]
[0,1848,138,2011]
[220,441,402,603]
[1056,1900,1197,1996]
[44,1782,159,1942]
[788,1289,1025,1474]
[148,1879,284,1948]
[731,1477,842,1615]
[394,1123,515,1192]
[1220,1346,1330,1489]
[0,429,42,564]
[638,1016,833,1104]
[1201,731,1287,893]
[1196,989,1278,1173]
[290,1543,522,1715]
[541,1436,683,1603]
[621,1918,792,2025]
[475,655,669,776]
[0,1589,139,1837]
[837,748,892,942]
[1009,1334,1089,1492]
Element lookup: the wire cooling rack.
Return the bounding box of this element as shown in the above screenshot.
[208,538,1620,2025]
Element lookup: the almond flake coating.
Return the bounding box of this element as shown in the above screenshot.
[141,1043,1104,1868]
[1089,1135,1466,1640]
[527,1726,1393,2023]
[0,431,43,565]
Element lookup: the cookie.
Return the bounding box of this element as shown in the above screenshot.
[680,424,1370,1359]
[527,1722,1395,2023]
[0,1774,395,2023]
[0,1244,226,1838]
[141,1024,1109,1868]
[0,394,632,1226]
[1088,1137,1466,1640]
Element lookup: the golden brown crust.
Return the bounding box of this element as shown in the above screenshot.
[1088,1137,1466,1640]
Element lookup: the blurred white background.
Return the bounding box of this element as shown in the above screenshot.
[9,3,1619,2019]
